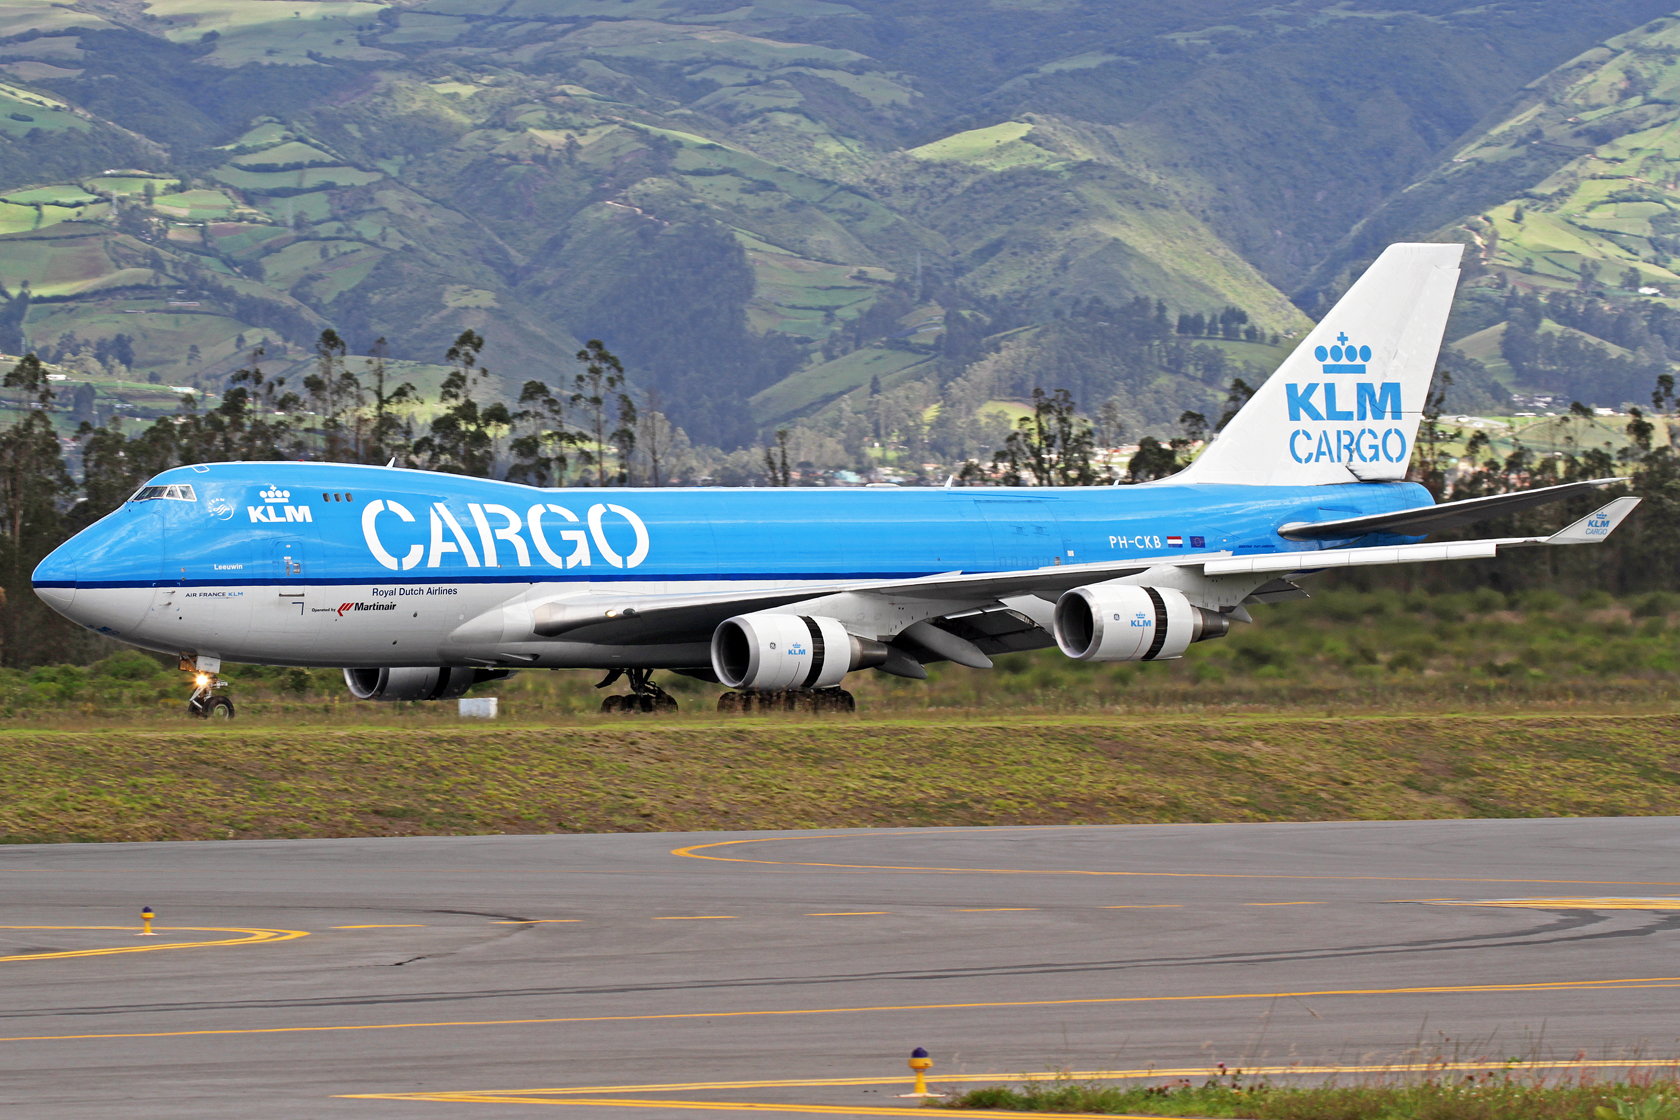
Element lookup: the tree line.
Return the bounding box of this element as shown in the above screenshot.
[5,323,1678,668]
[0,329,663,667]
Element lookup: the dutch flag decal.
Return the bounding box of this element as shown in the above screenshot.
[1167,536,1183,548]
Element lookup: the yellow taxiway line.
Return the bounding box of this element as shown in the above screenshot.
[0,925,309,963]
[672,835,1680,887]
[342,1058,1680,1112]
[347,1097,1128,1116]
[9,974,1680,1045]
[1430,897,1680,909]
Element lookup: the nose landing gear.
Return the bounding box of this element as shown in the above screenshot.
[182,655,235,720]
[596,668,678,714]
[186,674,235,719]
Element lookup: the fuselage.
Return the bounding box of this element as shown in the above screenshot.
[32,462,1430,669]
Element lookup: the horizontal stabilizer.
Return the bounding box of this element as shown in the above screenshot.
[1546,495,1641,544]
[1206,497,1639,576]
[1278,478,1617,540]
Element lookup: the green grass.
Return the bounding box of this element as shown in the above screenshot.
[907,121,1052,168]
[0,1,111,37]
[750,344,932,422]
[11,581,1680,844]
[2,185,96,206]
[938,1073,1680,1118]
[9,707,1680,843]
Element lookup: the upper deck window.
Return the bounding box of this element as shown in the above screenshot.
[131,484,197,502]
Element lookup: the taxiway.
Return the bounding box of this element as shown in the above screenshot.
[7,818,1680,1117]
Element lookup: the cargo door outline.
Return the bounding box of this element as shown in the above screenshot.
[272,538,306,600]
[973,498,1069,570]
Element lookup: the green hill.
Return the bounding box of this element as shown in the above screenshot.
[0,0,1675,447]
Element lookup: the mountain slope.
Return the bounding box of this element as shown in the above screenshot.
[0,0,1673,447]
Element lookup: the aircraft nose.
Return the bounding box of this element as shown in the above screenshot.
[32,544,77,610]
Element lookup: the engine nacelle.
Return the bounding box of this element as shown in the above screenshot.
[342,666,509,702]
[1053,585,1229,662]
[711,613,888,690]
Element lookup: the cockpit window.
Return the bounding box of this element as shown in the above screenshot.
[131,484,197,502]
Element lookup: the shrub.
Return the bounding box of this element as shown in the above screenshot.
[92,651,165,680]
[1470,587,1507,613]
[1633,591,1680,617]
[1431,593,1471,622]
[1388,650,1424,672]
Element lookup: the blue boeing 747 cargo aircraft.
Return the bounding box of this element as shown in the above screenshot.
[32,244,1639,716]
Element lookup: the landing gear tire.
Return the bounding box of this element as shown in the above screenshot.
[597,669,678,715]
[188,695,235,720]
[816,688,856,712]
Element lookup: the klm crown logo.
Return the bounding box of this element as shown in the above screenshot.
[1315,332,1371,375]
[249,486,311,523]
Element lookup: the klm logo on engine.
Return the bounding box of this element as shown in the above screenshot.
[1283,331,1408,465]
[248,486,313,524]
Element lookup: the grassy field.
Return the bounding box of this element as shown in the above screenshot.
[938,1069,1680,1118]
[6,707,1680,844]
[5,587,1680,843]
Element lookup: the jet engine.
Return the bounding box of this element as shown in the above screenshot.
[342,666,510,701]
[1052,585,1229,662]
[711,613,889,690]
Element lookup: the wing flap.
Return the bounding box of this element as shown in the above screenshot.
[1205,539,1502,575]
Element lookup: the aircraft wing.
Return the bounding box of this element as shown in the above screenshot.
[479,497,1639,649]
[831,496,1641,594]
[522,561,1160,641]
[1278,478,1617,540]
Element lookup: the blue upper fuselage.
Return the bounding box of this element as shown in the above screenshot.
[32,462,1432,594]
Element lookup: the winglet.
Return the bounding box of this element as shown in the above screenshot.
[1546,496,1641,544]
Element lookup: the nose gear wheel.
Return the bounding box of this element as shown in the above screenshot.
[185,673,235,720]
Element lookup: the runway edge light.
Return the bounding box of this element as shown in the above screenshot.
[899,1046,944,1099]
[139,905,155,937]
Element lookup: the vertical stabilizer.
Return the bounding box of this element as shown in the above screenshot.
[1177,242,1463,486]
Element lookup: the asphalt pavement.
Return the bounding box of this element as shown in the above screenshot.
[7,818,1680,1117]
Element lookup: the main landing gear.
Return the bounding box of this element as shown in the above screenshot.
[596,668,678,714]
[716,688,855,714]
[185,671,235,720]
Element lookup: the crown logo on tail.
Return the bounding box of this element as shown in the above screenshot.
[260,486,291,503]
[1316,332,1371,375]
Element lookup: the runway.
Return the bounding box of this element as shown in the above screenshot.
[7,818,1680,1117]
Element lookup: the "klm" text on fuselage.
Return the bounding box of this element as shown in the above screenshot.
[247,505,314,523]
